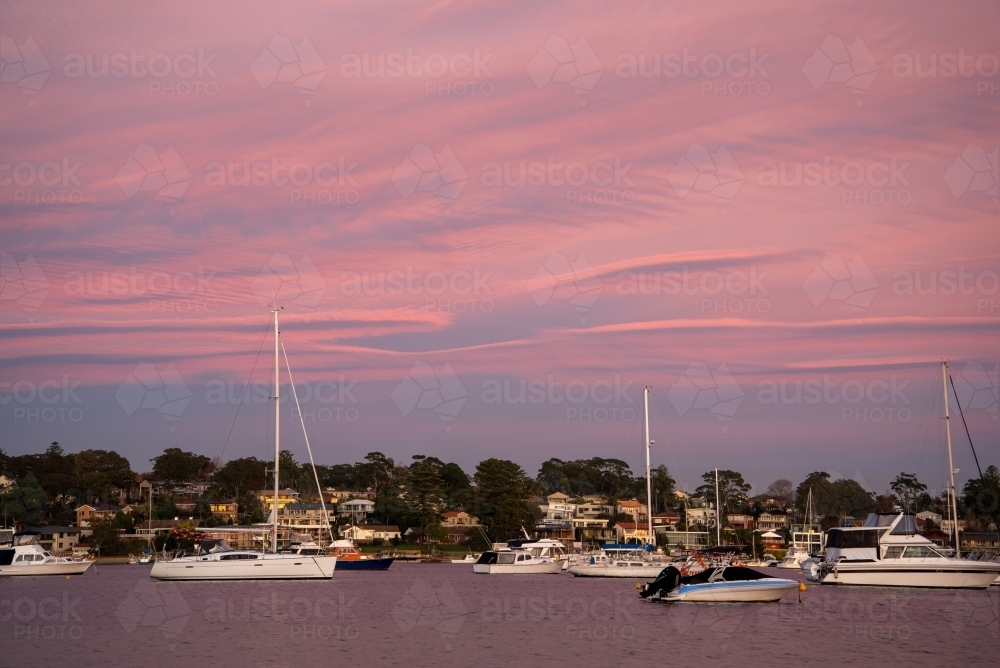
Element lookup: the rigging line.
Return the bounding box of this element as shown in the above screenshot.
[281,339,335,545]
[949,373,985,479]
[651,400,681,493]
[216,319,273,461]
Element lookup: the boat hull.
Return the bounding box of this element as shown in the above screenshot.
[150,555,336,580]
[665,579,797,602]
[818,563,1000,589]
[0,560,93,577]
[568,564,665,578]
[334,557,393,571]
[473,562,562,574]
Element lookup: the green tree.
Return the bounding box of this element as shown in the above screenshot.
[90,517,125,556]
[406,460,444,541]
[150,448,212,485]
[890,472,927,513]
[474,458,535,541]
[765,479,795,504]
[650,465,676,512]
[359,452,394,498]
[795,472,876,527]
[0,474,50,525]
[963,465,1000,528]
[74,449,136,503]
[695,470,752,516]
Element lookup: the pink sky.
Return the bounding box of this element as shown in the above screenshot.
[1,0,997,495]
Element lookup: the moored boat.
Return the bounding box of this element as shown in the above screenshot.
[0,531,94,577]
[323,539,394,570]
[473,547,562,574]
[640,564,797,602]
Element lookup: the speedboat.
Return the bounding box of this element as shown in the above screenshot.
[322,539,394,570]
[450,553,478,563]
[640,564,798,602]
[803,512,1000,589]
[149,538,336,580]
[0,531,93,577]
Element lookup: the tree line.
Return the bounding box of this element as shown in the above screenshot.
[2,443,998,541]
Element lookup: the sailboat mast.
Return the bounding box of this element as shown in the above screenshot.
[942,360,960,558]
[715,468,721,546]
[643,386,652,547]
[273,307,280,554]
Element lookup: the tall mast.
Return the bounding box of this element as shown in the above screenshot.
[715,468,721,546]
[643,386,653,547]
[942,360,960,558]
[273,307,280,554]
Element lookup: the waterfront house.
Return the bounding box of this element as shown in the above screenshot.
[256,488,301,512]
[338,498,376,522]
[684,506,716,529]
[279,502,334,533]
[757,511,789,531]
[651,512,680,530]
[540,492,575,522]
[27,526,81,553]
[760,530,785,550]
[916,511,943,527]
[209,499,239,523]
[340,524,400,544]
[727,513,756,530]
[75,503,134,529]
[617,499,647,523]
[442,510,480,543]
[612,521,651,544]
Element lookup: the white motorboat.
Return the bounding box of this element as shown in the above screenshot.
[473,547,562,574]
[777,545,812,569]
[567,545,668,578]
[640,564,798,602]
[150,538,335,580]
[779,489,823,569]
[0,531,93,577]
[450,553,478,563]
[149,307,337,581]
[805,363,1000,590]
[803,512,1000,589]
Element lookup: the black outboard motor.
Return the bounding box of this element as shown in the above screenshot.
[639,565,682,599]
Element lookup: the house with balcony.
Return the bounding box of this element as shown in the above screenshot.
[338,498,376,522]
[209,499,239,523]
[727,513,756,530]
[684,506,716,529]
[757,510,789,531]
[611,521,652,545]
[256,488,301,512]
[616,499,647,523]
[441,510,480,543]
[27,526,81,553]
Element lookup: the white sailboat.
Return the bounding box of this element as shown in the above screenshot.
[150,308,336,580]
[569,386,669,578]
[803,362,1000,589]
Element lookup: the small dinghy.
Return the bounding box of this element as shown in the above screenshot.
[639,565,797,603]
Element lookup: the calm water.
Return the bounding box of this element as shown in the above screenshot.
[2,564,996,667]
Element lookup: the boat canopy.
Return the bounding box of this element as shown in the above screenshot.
[13,532,41,546]
[196,539,233,554]
[825,528,882,549]
[602,543,653,552]
[862,512,919,534]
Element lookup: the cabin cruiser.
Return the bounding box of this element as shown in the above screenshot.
[640,564,798,602]
[321,539,394,570]
[803,513,1000,589]
[149,539,336,580]
[778,544,814,569]
[473,546,562,574]
[0,531,93,577]
[568,544,668,578]
[450,553,478,563]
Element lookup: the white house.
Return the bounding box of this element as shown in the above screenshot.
[916,511,942,526]
[338,498,376,521]
[340,524,400,544]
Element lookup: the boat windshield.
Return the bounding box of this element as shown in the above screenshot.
[826,529,882,548]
